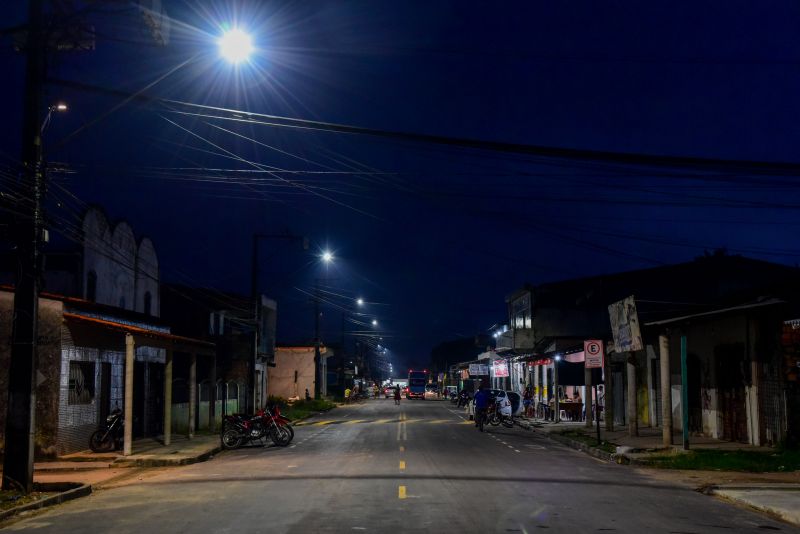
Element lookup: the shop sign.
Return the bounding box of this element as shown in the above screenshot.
[584,340,604,369]
[492,360,509,377]
[608,295,643,352]
[528,358,553,367]
[469,363,489,375]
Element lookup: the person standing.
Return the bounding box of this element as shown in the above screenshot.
[523,386,533,418]
[393,385,401,405]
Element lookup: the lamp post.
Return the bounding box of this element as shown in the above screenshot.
[250,232,307,411]
[313,251,334,399]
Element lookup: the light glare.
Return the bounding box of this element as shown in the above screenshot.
[219,29,253,63]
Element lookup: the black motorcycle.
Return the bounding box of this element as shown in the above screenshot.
[89,409,124,452]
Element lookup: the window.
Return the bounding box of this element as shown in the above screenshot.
[68,361,95,404]
[144,291,152,316]
[86,271,97,302]
[511,293,532,330]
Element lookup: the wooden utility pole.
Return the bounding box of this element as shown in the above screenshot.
[3,0,45,494]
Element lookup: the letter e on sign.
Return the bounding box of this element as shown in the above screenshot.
[584,340,604,369]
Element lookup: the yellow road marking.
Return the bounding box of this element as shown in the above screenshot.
[398,485,407,499]
[399,461,406,470]
[312,420,335,426]
[344,419,366,425]
[427,419,450,424]
[373,418,395,424]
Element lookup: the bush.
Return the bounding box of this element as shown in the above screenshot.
[267,395,289,408]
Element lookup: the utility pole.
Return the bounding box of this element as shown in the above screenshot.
[251,233,307,410]
[3,0,46,494]
[313,280,321,399]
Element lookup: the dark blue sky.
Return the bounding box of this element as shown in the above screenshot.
[3,1,800,368]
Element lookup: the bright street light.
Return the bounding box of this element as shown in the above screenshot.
[372,319,378,326]
[321,250,334,263]
[219,28,253,64]
[356,298,364,306]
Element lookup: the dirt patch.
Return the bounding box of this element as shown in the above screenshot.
[0,490,55,512]
[635,466,800,490]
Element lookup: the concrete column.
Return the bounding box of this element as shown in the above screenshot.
[163,349,173,446]
[188,353,196,439]
[584,365,593,428]
[627,352,638,437]
[659,335,672,446]
[123,334,135,456]
[209,356,216,432]
[553,361,560,423]
[605,354,614,431]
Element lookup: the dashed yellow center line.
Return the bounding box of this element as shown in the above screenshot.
[399,460,406,470]
[398,485,407,499]
[344,419,366,425]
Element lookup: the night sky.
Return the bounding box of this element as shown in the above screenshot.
[3,1,800,369]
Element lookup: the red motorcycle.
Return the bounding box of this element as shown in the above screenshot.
[221,404,294,450]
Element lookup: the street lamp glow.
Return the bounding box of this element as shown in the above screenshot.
[321,250,334,263]
[219,28,253,63]
[356,298,364,306]
[372,319,378,326]
[55,103,68,112]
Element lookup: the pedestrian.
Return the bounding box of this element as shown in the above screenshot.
[523,386,533,418]
[305,388,311,402]
[473,384,490,430]
[393,385,401,405]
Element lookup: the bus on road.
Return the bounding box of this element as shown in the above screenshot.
[406,370,428,399]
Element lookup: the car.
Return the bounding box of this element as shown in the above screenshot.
[384,386,394,398]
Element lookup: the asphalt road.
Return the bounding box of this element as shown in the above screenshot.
[2,398,795,533]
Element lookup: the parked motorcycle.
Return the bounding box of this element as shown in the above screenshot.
[456,391,471,408]
[89,409,124,452]
[221,404,293,450]
[487,398,515,429]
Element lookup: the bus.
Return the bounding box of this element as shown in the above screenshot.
[406,369,428,399]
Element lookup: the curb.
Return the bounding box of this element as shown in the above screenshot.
[524,424,627,464]
[709,487,800,527]
[0,482,92,522]
[112,444,222,467]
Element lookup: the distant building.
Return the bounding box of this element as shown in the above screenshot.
[268,345,329,400]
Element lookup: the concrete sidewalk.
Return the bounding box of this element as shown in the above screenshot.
[0,434,224,523]
[518,417,800,527]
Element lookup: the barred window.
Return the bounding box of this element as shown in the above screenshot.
[68,361,95,405]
